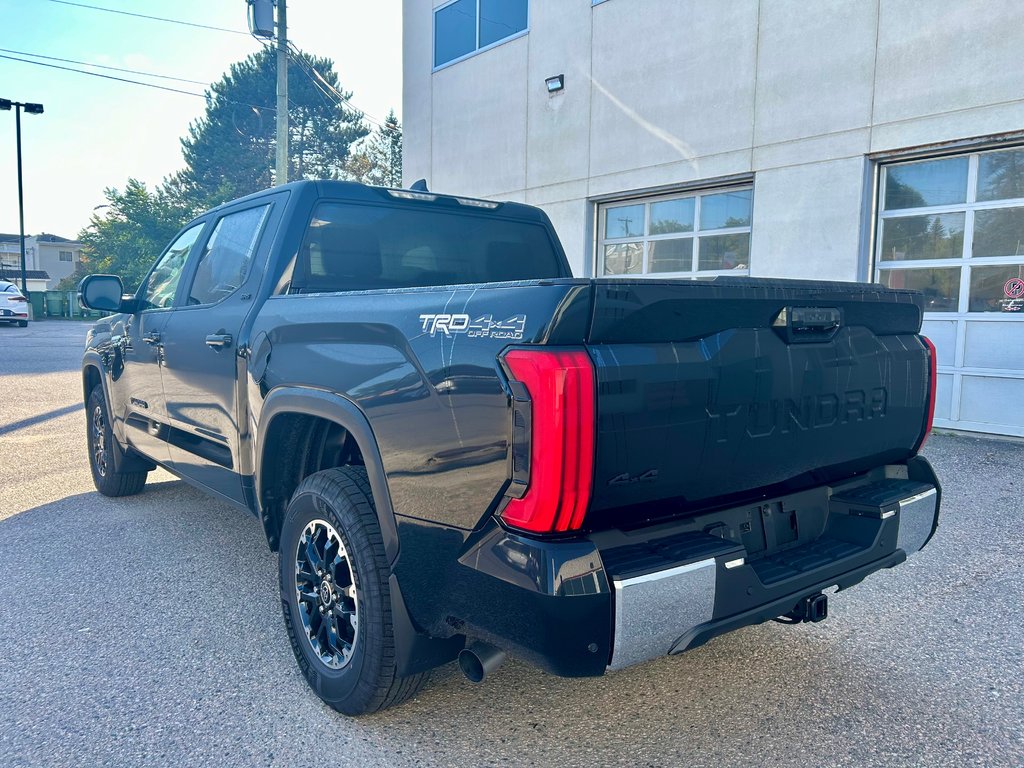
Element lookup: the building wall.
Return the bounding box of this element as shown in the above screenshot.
[32,241,82,289]
[1,238,82,288]
[404,0,1024,279]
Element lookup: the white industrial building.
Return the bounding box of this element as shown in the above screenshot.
[403,0,1024,437]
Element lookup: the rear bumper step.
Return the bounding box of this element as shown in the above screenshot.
[607,470,940,671]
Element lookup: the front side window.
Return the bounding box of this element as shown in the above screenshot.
[434,0,528,68]
[291,202,564,293]
[597,187,753,277]
[140,223,205,310]
[187,205,270,306]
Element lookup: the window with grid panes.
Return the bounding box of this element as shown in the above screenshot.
[597,187,752,277]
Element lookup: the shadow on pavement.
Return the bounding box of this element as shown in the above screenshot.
[0,402,84,436]
[2,435,1021,767]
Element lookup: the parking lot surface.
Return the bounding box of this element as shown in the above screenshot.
[0,320,1022,768]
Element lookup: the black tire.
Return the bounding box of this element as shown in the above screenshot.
[86,385,147,497]
[278,466,428,715]
[18,320,28,328]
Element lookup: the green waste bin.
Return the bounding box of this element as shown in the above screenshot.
[28,291,44,320]
[45,291,65,318]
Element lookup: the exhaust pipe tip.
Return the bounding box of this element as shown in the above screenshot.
[458,641,506,683]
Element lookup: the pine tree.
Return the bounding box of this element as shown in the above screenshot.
[178,48,368,208]
[346,110,403,188]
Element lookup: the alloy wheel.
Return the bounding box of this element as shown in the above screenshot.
[91,404,108,478]
[295,518,359,669]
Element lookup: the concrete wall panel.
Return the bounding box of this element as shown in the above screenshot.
[430,37,530,198]
[874,0,1024,125]
[525,0,594,190]
[402,0,433,186]
[749,157,867,281]
[532,198,589,276]
[753,0,877,146]
[588,0,758,179]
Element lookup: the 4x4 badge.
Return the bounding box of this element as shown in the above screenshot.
[419,313,526,340]
[608,469,659,486]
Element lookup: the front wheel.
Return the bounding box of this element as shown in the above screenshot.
[86,385,147,497]
[278,467,428,715]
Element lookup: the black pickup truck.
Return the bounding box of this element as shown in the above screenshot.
[79,180,940,715]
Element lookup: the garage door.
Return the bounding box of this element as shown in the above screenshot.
[876,147,1024,437]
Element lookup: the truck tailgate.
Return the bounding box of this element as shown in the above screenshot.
[585,278,930,522]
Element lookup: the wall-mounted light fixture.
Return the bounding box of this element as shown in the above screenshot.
[545,74,565,94]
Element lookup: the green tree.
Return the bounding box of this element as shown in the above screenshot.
[346,110,403,187]
[178,48,368,208]
[76,179,197,292]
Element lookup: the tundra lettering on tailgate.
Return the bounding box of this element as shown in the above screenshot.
[707,387,888,443]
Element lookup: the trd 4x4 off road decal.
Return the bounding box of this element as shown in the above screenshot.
[419,313,526,340]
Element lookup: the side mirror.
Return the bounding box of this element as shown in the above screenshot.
[79,274,127,312]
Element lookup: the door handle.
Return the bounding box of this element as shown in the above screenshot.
[205,333,233,349]
[142,331,161,345]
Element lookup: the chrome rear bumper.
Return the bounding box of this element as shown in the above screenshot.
[607,478,939,672]
[609,558,716,671]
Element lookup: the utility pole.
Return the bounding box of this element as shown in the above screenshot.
[275,0,288,185]
[1,98,44,293]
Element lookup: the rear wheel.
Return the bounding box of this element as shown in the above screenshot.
[18,320,27,327]
[278,466,428,715]
[86,385,147,497]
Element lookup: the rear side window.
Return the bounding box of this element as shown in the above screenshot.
[188,204,270,306]
[292,202,564,293]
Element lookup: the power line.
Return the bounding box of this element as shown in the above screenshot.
[44,0,251,36]
[39,0,398,135]
[0,53,275,112]
[0,47,209,85]
[284,42,399,133]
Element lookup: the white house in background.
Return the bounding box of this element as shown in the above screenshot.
[0,232,82,290]
[29,234,83,288]
[402,0,1024,437]
[0,235,49,293]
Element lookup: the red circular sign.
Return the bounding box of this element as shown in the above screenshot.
[1005,277,1024,299]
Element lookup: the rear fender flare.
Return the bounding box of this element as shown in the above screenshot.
[255,386,400,565]
[255,387,462,673]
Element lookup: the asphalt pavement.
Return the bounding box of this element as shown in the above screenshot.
[0,320,1022,768]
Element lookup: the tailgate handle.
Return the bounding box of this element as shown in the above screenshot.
[772,307,841,343]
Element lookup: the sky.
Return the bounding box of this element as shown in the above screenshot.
[0,0,403,239]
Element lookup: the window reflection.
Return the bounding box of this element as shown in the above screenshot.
[142,223,204,309]
[973,207,1024,259]
[878,267,960,312]
[879,212,965,261]
[603,243,643,275]
[649,199,694,234]
[479,0,528,48]
[700,190,752,230]
[605,204,644,239]
[977,149,1024,202]
[649,238,691,273]
[698,233,750,270]
[884,156,969,210]
[969,264,1024,312]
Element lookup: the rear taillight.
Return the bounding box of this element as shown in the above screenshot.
[8,295,27,302]
[500,348,596,534]
[917,336,938,451]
